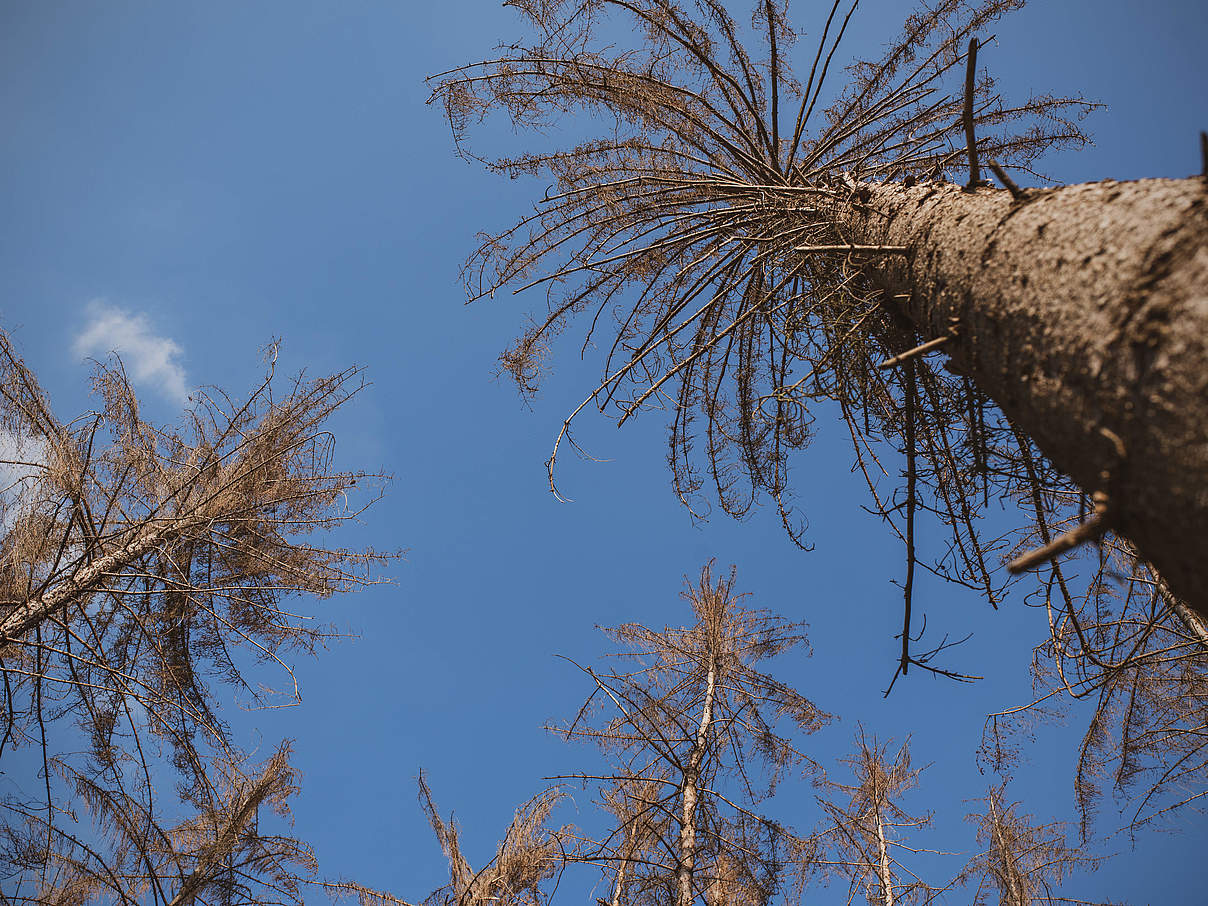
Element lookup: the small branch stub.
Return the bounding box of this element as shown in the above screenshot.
[878,316,961,370]
[879,336,950,370]
[987,159,1025,200]
[1008,491,1111,574]
[795,244,909,254]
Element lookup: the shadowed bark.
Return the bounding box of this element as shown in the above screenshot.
[848,176,1208,616]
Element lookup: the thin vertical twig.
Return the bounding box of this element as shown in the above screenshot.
[900,362,918,679]
[765,0,781,171]
[963,38,980,190]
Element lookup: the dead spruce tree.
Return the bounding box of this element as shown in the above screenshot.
[958,785,1109,906]
[429,0,1208,826]
[548,563,830,906]
[4,744,315,906]
[813,734,942,906]
[0,332,391,905]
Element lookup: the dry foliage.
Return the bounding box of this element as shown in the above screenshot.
[2,743,315,906]
[981,563,1208,836]
[326,774,569,906]
[0,332,392,904]
[415,776,568,906]
[429,0,1207,829]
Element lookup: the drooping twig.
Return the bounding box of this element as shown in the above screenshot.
[963,37,980,190]
[900,361,918,678]
[1008,491,1111,573]
[1200,130,1207,178]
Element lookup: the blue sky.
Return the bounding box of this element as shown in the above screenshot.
[2,0,1206,902]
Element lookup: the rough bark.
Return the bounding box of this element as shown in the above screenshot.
[849,176,1208,617]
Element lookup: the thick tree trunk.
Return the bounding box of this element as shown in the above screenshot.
[848,176,1208,617]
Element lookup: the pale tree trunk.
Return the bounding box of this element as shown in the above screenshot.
[987,798,1028,906]
[0,515,206,652]
[1165,579,1208,648]
[848,176,1208,617]
[610,833,631,906]
[609,862,628,906]
[677,661,718,906]
[874,807,895,906]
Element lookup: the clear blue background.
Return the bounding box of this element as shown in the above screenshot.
[1,1,1206,902]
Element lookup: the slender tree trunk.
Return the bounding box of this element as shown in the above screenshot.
[847,176,1208,616]
[987,798,1028,906]
[610,858,628,906]
[874,808,895,906]
[678,662,718,906]
[0,516,206,652]
[610,824,633,906]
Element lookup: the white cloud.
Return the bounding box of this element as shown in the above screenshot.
[73,301,189,403]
